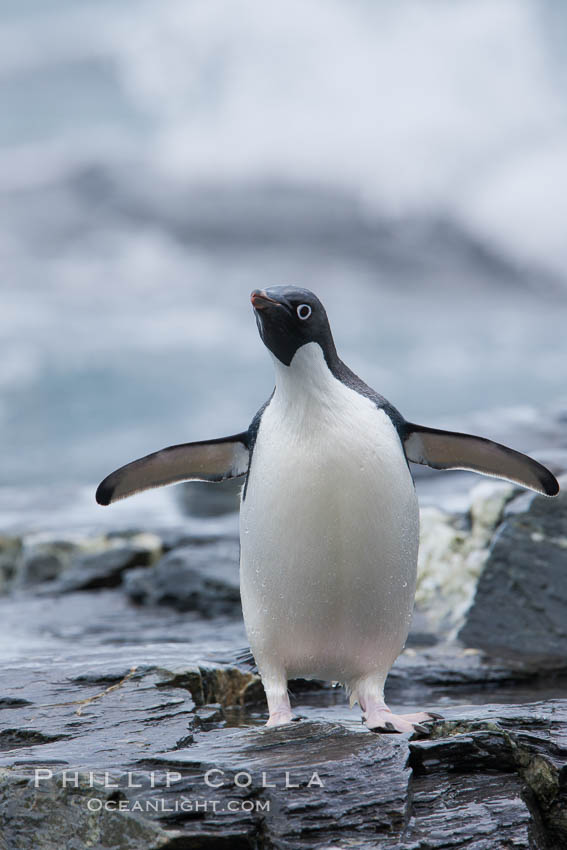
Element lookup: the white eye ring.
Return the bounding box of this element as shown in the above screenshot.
[297,304,312,320]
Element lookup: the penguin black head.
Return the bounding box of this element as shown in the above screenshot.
[250,286,337,367]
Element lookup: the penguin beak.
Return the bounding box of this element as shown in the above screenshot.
[250,290,281,310]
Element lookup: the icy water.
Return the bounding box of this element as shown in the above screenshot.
[1,0,566,528]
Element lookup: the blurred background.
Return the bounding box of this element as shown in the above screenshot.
[1,0,566,530]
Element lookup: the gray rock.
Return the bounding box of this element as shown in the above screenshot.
[49,545,157,593]
[156,663,263,707]
[15,539,90,589]
[406,704,567,850]
[0,535,22,593]
[0,771,182,850]
[2,582,567,849]
[19,551,66,586]
[143,704,567,850]
[0,697,31,709]
[459,474,567,662]
[3,657,567,850]
[416,482,514,635]
[123,541,241,616]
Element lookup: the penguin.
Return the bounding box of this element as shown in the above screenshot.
[96,286,559,733]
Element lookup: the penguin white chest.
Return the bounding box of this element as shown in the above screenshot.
[239,344,419,683]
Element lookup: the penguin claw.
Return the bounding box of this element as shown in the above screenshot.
[368,721,398,734]
[367,718,433,736]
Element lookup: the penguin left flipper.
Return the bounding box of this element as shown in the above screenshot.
[403,423,559,497]
[96,433,250,506]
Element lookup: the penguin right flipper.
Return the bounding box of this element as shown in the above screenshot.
[403,423,559,497]
[96,433,250,506]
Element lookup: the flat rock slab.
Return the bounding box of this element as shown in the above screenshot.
[124,540,241,616]
[1,585,567,850]
[1,514,567,849]
[2,702,567,849]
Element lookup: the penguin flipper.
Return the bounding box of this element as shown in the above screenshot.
[96,433,250,506]
[403,423,559,497]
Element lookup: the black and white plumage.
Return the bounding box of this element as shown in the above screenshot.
[96,286,559,732]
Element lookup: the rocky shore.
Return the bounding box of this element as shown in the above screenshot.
[1,462,567,848]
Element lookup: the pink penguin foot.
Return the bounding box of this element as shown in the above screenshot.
[266,709,295,727]
[364,708,442,734]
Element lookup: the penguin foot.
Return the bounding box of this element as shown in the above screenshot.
[266,709,295,727]
[364,709,439,734]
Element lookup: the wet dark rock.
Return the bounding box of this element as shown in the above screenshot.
[3,705,567,850]
[19,539,81,586]
[124,542,240,616]
[48,545,159,593]
[407,705,567,850]
[0,697,32,709]
[0,664,198,773]
[0,729,69,750]
[1,586,567,850]
[156,664,263,708]
[460,474,567,662]
[136,702,567,850]
[0,772,180,850]
[70,668,151,686]
[193,703,225,730]
[0,535,22,592]
[19,552,65,586]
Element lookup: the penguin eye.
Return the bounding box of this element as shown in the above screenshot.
[296,304,312,321]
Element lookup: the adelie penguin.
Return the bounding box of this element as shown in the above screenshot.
[96,287,560,733]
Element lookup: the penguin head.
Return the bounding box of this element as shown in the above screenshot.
[250,286,337,367]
